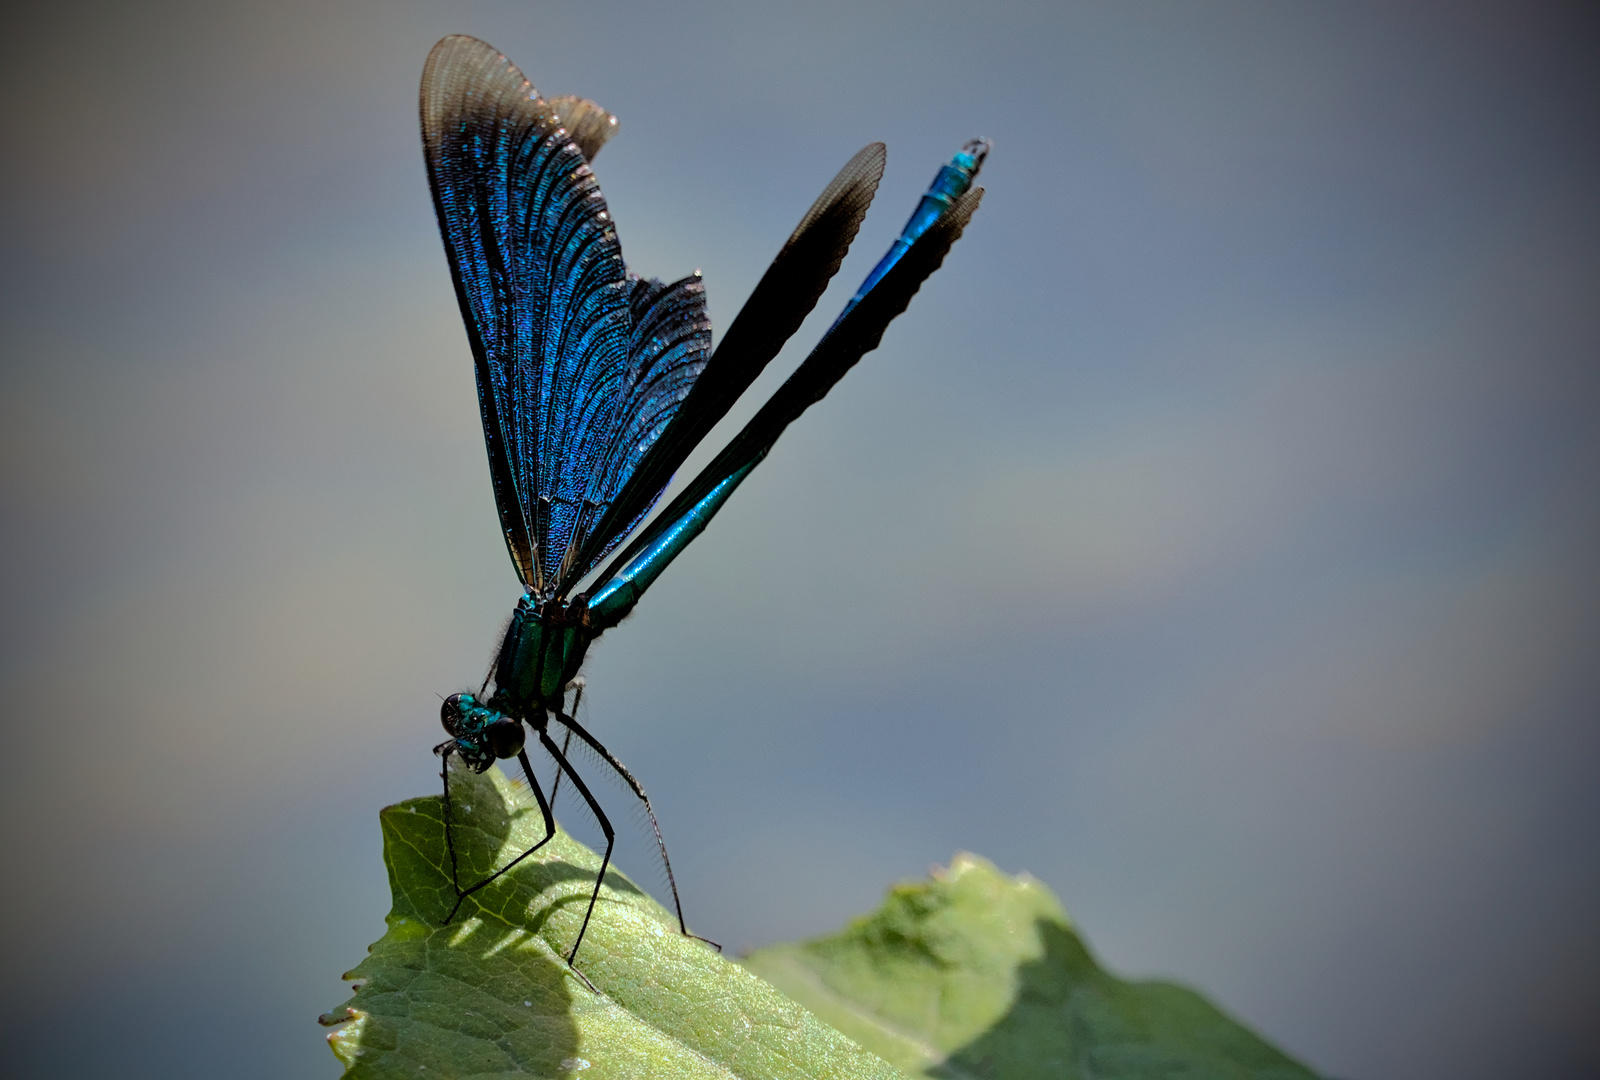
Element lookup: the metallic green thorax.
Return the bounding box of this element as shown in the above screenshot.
[440,595,594,770]
[494,593,595,714]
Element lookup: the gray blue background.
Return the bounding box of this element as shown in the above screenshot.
[1,2,1595,1078]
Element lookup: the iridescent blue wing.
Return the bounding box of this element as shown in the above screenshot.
[422,35,658,594]
[557,144,886,593]
[550,272,713,583]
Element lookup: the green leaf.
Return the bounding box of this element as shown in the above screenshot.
[320,765,904,1080]
[740,853,1322,1080]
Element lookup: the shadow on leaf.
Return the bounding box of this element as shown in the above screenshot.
[934,918,1318,1080]
[741,852,1321,1080]
[325,764,908,1080]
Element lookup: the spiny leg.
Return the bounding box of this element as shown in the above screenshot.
[442,747,557,925]
[553,708,716,950]
[548,681,582,804]
[548,728,575,802]
[436,740,464,897]
[538,727,615,966]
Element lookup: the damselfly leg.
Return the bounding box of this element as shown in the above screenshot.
[439,745,557,925]
[536,726,616,964]
[551,706,719,951]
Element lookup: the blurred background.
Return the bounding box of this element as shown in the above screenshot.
[1,2,1596,1078]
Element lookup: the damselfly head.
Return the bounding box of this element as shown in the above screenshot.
[439,693,517,773]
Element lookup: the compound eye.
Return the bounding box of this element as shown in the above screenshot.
[440,693,470,734]
[485,718,525,760]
